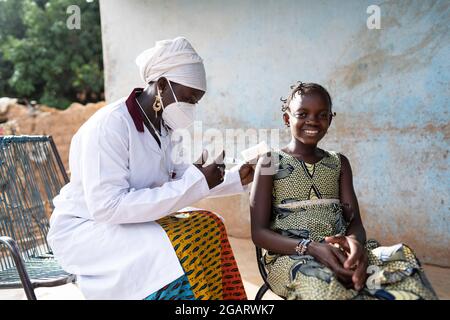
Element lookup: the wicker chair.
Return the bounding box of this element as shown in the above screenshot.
[0,135,76,300]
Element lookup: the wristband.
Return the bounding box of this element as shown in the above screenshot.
[295,238,312,255]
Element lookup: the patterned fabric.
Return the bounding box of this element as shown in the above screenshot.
[271,150,347,242]
[144,275,194,300]
[265,149,438,300]
[145,210,247,300]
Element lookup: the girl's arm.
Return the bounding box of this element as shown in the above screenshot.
[250,154,300,255]
[339,154,367,244]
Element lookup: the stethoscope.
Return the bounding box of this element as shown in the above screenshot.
[135,98,175,181]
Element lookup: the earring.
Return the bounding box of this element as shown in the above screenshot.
[285,122,290,127]
[152,89,162,117]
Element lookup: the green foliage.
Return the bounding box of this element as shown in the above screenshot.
[0,0,103,109]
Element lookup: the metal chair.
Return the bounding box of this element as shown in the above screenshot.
[255,246,287,300]
[0,135,76,300]
[255,246,271,300]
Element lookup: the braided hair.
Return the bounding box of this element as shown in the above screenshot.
[281,81,335,117]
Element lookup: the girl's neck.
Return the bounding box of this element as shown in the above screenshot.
[285,139,322,158]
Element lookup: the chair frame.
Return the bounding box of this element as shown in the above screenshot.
[254,246,286,300]
[0,135,75,300]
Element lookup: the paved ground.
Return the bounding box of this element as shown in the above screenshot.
[0,237,448,300]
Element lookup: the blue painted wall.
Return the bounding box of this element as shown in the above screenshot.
[100,0,449,265]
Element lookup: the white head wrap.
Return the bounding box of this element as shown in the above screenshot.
[135,36,207,92]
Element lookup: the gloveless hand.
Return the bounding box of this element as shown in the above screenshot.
[238,163,255,186]
[324,235,368,291]
[307,241,355,288]
[194,150,226,189]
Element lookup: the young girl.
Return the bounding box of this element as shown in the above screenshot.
[250,82,438,300]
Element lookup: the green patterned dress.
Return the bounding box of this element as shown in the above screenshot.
[265,149,437,300]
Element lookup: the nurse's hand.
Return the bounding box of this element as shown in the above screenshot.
[239,163,255,185]
[194,150,226,189]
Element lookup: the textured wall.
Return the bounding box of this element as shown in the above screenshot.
[0,102,106,169]
[99,0,449,266]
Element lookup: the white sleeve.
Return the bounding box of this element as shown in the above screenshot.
[172,157,247,198]
[80,114,210,224]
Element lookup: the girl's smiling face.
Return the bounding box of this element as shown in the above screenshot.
[283,92,333,146]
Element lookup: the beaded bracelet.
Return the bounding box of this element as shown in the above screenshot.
[295,238,312,255]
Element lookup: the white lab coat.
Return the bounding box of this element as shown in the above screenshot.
[47,97,245,300]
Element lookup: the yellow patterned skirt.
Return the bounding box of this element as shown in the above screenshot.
[145,210,247,300]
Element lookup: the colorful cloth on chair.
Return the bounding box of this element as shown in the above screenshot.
[264,149,438,300]
[145,210,247,300]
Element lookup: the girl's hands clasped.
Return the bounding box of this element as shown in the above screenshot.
[307,241,355,288]
[324,235,368,291]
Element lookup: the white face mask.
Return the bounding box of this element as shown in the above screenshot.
[161,81,196,130]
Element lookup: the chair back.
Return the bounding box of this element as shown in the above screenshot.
[0,135,68,271]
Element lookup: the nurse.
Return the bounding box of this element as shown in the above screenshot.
[47,37,253,300]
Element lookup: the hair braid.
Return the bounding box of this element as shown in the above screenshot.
[280,81,334,117]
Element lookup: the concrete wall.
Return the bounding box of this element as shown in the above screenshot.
[99,0,450,266]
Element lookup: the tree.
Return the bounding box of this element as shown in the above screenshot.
[0,0,26,97]
[0,0,104,109]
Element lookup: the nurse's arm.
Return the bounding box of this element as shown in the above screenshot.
[81,115,210,224]
[172,160,247,198]
[207,166,246,198]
